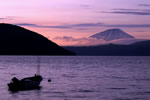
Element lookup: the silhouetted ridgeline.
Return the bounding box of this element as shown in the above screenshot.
[64,40,150,56]
[0,23,75,55]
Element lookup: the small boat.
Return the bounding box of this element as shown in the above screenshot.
[8,57,44,91]
[8,75,43,91]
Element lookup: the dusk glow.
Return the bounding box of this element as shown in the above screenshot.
[1,0,150,46]
[1,1,150,99]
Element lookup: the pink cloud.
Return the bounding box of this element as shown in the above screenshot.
[53,36,148,46]
[54,36,109,46]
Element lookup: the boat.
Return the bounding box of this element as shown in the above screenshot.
[8,75,43,91]
[8,57,44,91]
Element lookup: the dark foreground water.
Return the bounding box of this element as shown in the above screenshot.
[0,56,150,100]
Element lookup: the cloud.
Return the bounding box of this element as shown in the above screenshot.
[101,8,150,15]
[112,8,138,11]
[54,36,108,46]
[105,24,150,28]
[136,30,145,32]
[15,22,150,30]
[72,23,150,28]
[15,22,104,29]
[0,18,6,20]
[15,23,72,29]
[16,23,103,28]
[71,23,103,27]
[16,23,38,27]
[0,16,15,20]
[75,28,89,30]
[80,5,91,9]
[138,4,150,7]
[105,11,150,15]
[54,36,148,46]
[111,38,147,45]
[54,36,75,42]
[80,5,90,7]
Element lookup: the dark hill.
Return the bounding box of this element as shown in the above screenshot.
[0,23,75,55]
[64,40,150,56]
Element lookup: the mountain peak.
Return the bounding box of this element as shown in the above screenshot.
[90,29,135,41]
[106,28,121,31]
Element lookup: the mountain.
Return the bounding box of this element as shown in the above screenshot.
[64,40,150,56]
[90,29,134,41]
[0,23,75,55]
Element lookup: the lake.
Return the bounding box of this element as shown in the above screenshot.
[0,56,150,100]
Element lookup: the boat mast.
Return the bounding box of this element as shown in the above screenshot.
[37,56,41,75]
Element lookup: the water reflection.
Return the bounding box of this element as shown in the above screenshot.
[0,56,149,100]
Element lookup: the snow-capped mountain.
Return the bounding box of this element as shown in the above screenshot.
[90,29,134,41]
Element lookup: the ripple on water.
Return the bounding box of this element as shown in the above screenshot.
[42,90,65,95]
[70,89,100,94]
[62,74,77,78]
[107,88,127,90]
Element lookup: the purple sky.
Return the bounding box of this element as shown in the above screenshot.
[1,0,150,45]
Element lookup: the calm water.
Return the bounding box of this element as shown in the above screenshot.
[0,56,150,100]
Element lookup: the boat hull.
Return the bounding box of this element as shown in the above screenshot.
[8,75,43,91]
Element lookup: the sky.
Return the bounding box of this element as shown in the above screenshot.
[1,0,150,46]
